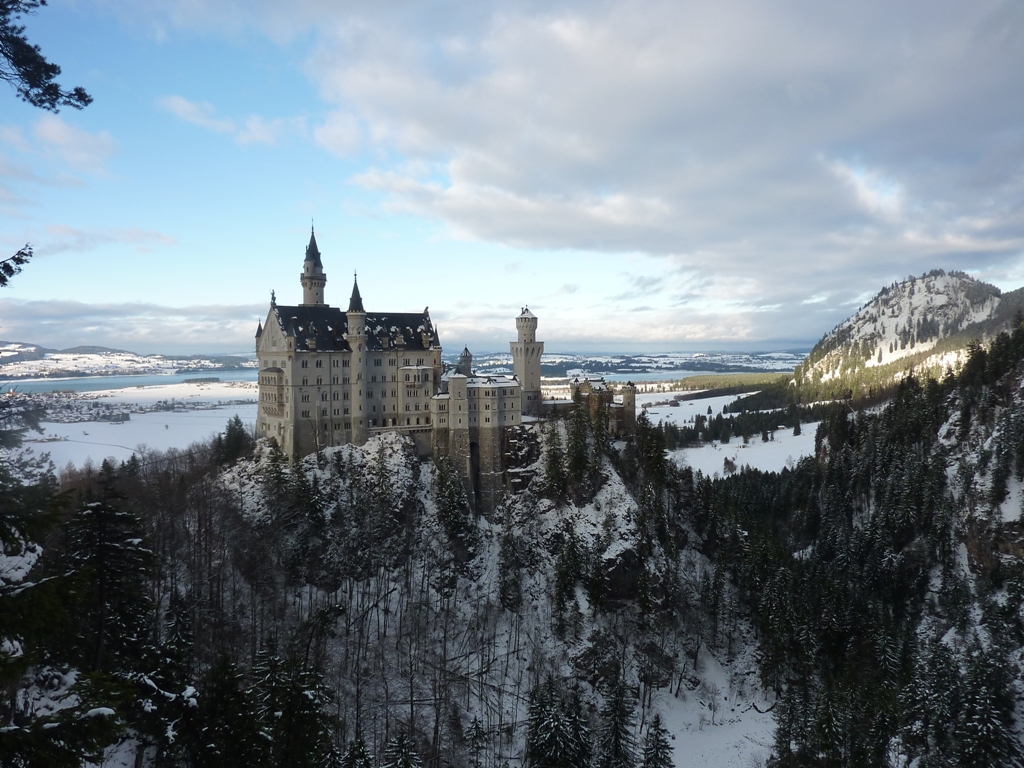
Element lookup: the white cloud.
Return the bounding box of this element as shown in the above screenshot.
[38,225,178,256]
[0,299,264,354]
[102,1,1024,345]
[32,116,115,174]
[157,95,304,146]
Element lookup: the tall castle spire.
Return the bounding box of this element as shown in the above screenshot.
[300,226,327,305]
[348,271,365,313]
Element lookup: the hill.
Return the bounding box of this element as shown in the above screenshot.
[793,269,1024,401]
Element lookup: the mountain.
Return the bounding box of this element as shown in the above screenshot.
[795,270,1024,397]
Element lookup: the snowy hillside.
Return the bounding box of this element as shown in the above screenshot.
[802,270,1023,384]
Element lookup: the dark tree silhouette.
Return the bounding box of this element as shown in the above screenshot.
[1,1,91,111]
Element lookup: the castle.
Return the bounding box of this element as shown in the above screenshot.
[256,230,552,512]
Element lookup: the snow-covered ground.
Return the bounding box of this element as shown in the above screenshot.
[641,391,819,476]
[671,426,818,477]
[21,380,258,470]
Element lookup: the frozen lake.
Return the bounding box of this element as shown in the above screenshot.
[21,379,258,470]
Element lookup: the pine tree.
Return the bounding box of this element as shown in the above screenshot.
[434,456,477,563]
[62,491,154,673]
[526,677,591,768]
[340,736,373,768]
[381,732,422,768]
[597,675,637,768]
[467,716,487,768]
[189,656,263,768]
[544,424,567,502]
[641,714,672,768]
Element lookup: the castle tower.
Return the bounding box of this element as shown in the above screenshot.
[510,307,543,415]
[458,347,473,376]
[622,381,637,433]
[346,275,368,445]
[300,228,327,306]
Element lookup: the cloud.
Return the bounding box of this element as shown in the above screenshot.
[37,225,178,256]
[0,299,266,355]
[32,116,115,174]
[157,95,304,145]
[107,1,1024,346]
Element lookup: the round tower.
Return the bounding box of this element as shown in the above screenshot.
[346,274,368,445]
[510,306,544,416]
[458,347,473,376]
[300,227,327,306]
[622,380,637,433]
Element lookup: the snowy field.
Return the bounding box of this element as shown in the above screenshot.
[22,380,257,470]
[641,391,819,476]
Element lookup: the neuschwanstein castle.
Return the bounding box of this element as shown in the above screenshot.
[256,230,633,511]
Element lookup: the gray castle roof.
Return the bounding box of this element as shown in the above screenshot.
[304,229,323,270]
[270,304,438,353]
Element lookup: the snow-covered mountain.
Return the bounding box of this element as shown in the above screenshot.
[803,270,1024,383]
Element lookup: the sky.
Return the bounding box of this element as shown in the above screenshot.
[2,0,1024,355]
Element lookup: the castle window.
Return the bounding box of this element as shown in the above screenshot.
[392,375,397,382]
[301,393,310,403]
[333,392,339,400]
[302,377,308,386]
[371,375,376,383]
[406,418,410,425]
[335,423,341,430]
[301,410,310,418]
[417,358,423,365]
[301,360,308,368]
[316,377,323,385]
[403,358,410,366]
[404,374,410,381]
[345,421,351,429]
[333,359,338,367]
[405,405,411,411]
[374,359,382,366]
[415,404,420,411]
[344,392,349,400]
[389,359,396,366]
[344,377,350,384]
[334,408,340,416]
[344,408,350,415]
[485,417,490,423]
[485,404,490,410]
[321,393,327,401]
[343,360,350,368]
[416,418,420,425]
[367,390,372,398]
[315,360,323,368]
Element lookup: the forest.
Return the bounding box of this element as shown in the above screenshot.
[6,323,1024,766]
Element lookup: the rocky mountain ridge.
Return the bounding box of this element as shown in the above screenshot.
[797,270,1024,391]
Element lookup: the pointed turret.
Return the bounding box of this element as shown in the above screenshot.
[348,274,365,313]
[300,226,327,305]
[304,228,323,269]
[255,320,263,338]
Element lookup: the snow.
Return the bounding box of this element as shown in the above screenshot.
[999,476,1024,523]
[25,404,257,469]
[0,539,42,587]
[672,426,819,477]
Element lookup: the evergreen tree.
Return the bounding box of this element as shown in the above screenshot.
[641,714,672,768]
[340,736,373,768]
[544,424,567,502]
[434,456,477,563]
[597,675,637,768]
[61,487,154,673]
[526,677,591,768]
[189,656,262,768]
[381,732,422,768]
